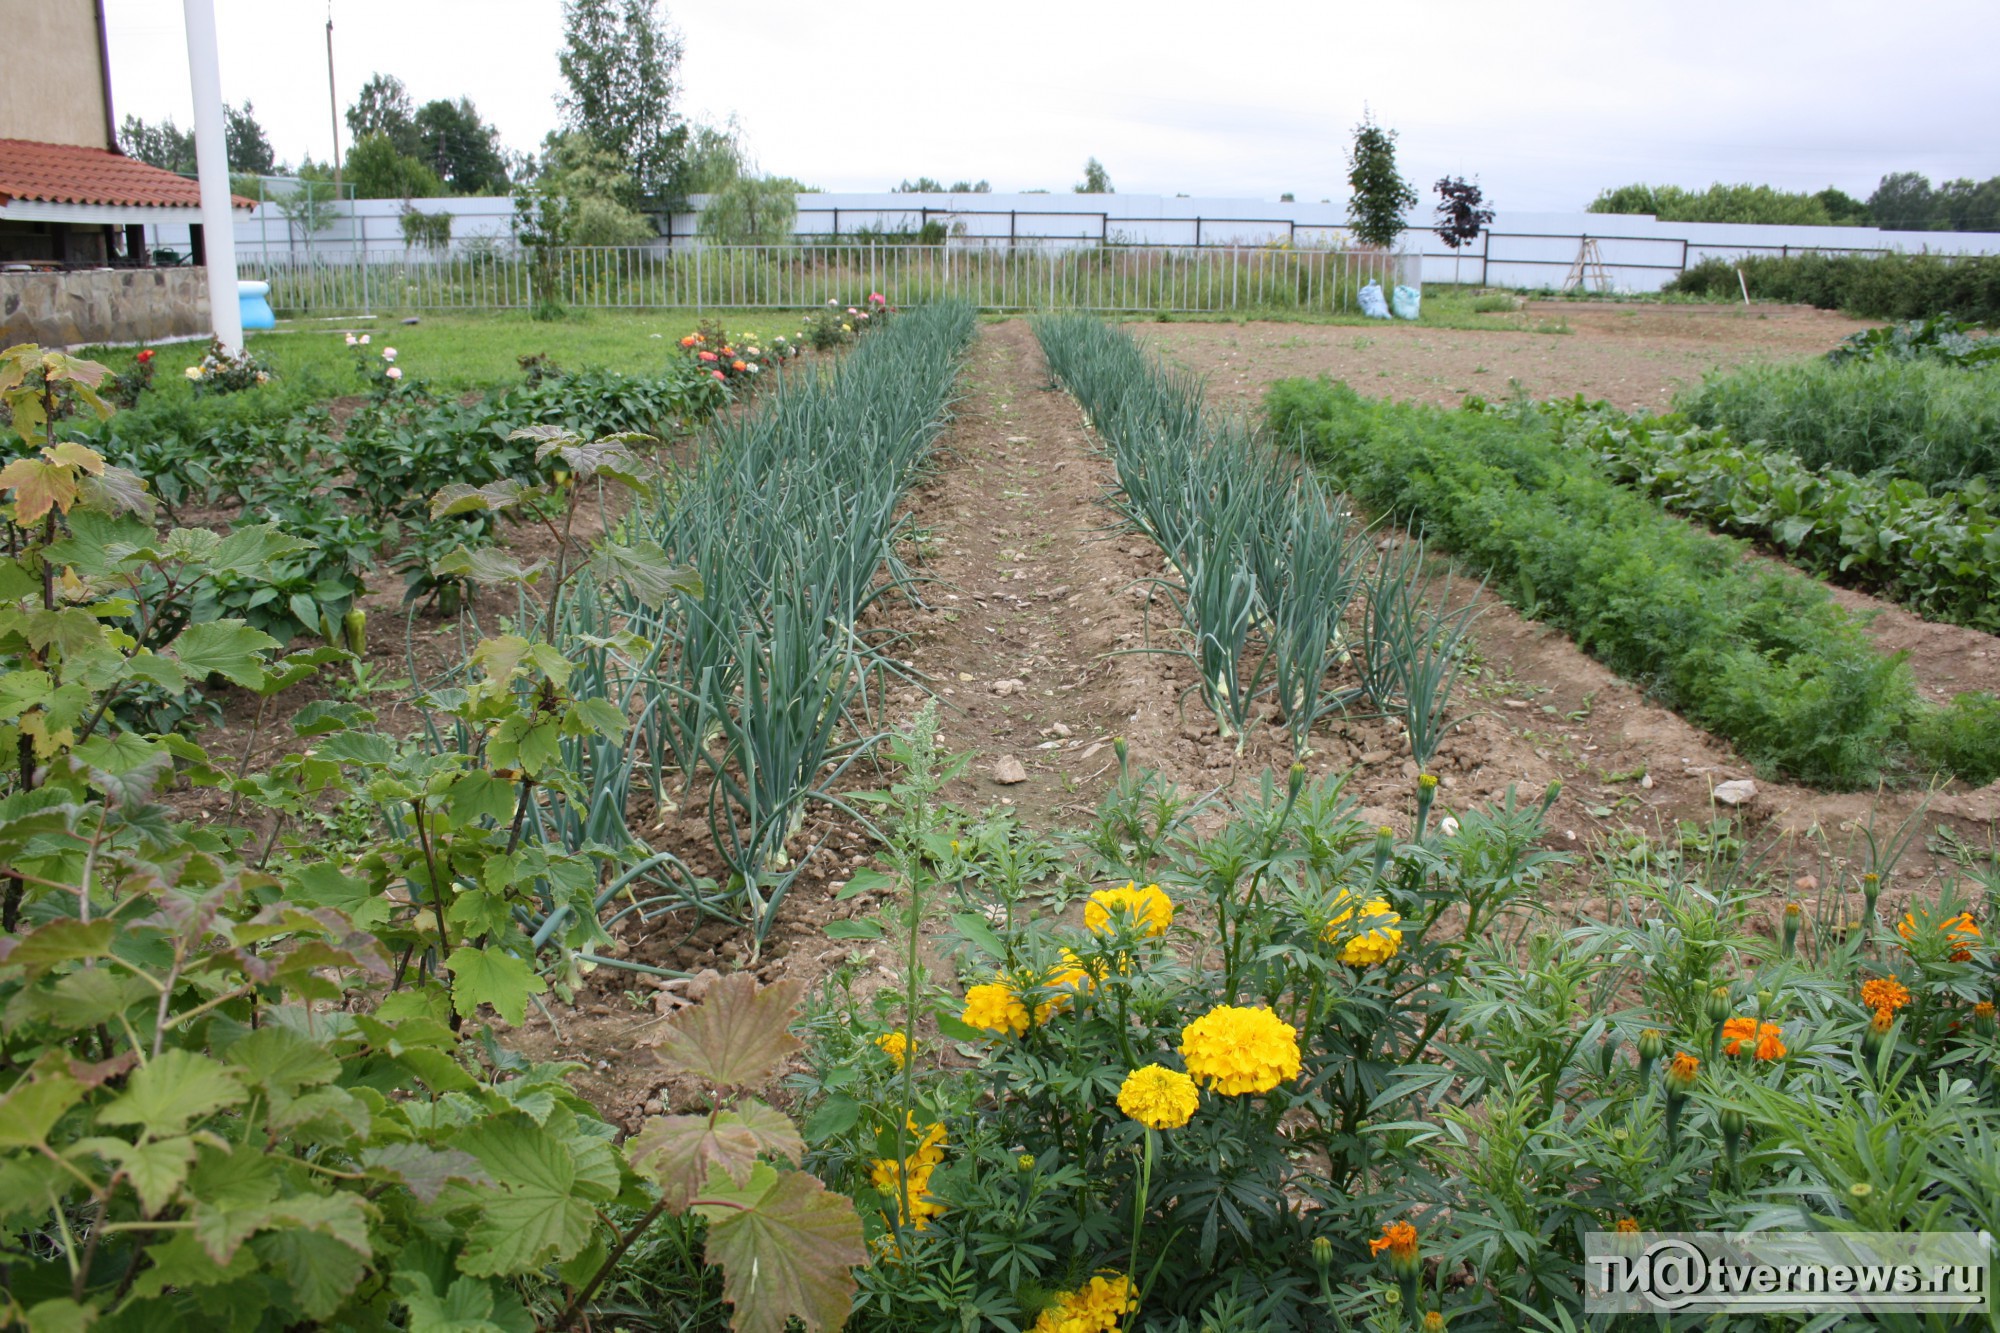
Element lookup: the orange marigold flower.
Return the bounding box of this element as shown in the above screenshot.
[1615,1216,1640,1234]
[1898,909,1982,962]
[1870,1006,1896,1035]
[1860,978,1912,1013]
[1720,1016,1757,1057]
[1369,1220,1419,1263]
[1666,1051,1700,1090]
[1753,1025,1787,1061]
[1977,1001,1996,1020]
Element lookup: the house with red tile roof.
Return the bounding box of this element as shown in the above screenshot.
[0,1,248,344]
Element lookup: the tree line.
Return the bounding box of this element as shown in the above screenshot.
[1588,175,2000,232]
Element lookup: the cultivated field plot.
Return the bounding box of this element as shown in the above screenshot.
[7,300,1998,1333]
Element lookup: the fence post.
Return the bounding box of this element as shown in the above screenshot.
[695,244,703,312]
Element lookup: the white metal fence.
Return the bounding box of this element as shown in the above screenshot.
[236,243,1420,316]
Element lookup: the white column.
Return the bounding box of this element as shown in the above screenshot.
[182,0,242,351]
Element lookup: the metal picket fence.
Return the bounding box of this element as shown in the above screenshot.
[237,243,1418,317]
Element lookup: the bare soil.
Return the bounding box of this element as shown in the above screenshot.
[1136,300,1876,412]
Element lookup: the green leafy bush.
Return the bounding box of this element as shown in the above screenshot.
[0,358,865,1330]
[1265,377,1988,789]
[1666,250,2000,323]
[1678,356,2000,486]
[1826,314,2000,369]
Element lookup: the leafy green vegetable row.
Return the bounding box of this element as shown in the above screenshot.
[1544,400,2000,632]
[1266,378,2000,789]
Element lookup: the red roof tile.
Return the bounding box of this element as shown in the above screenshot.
[0,138,253,210]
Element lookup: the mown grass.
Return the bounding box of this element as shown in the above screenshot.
[1678,356,2000,486]
[74,308,827,401]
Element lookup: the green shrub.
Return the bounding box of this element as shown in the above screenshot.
[1265,378,1972,789]
[1666,251,2000,323]
[1678,356,2000,486]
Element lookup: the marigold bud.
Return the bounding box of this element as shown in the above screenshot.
[1781,902,1800,955]
[1310,1235,1333,1272]
[1706,986,1732,1026]
[1288,761,1306,800]
[1423,1312,1446,1333]
[1975,1001,1995,1036]
[1638,1029,1665,1062]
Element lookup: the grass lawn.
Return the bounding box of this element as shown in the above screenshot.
[74,308,830,403]
[71,289,1568,414]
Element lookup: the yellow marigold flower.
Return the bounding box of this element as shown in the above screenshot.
[1030,1273,1138,1333]
[1899,909,1982,962]
[1860,978,1912,1013]
[1322,890,1402,966]
[1422,1313,1446,1333]
[1085,881,1174,938]
[1050,949,1098,996]
[1179,1004,1302,1096]
[1615,1216,1640,1234]
[1976,1001,1996,1021]
[962,981,1031,1038]
[869,1121,948,1230]
[875,1031,910,1070]
[1116,1064,1199,1129]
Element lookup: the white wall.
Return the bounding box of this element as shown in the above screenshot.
[178,191,2000,294]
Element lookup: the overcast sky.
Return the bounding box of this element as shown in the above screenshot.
[104,0,2000,211]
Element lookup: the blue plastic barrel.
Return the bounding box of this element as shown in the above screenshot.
[238,279,275,331]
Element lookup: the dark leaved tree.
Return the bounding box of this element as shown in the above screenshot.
[119,115,196,174]
[1346,113,1416,249]
[224,102,275,176]
[414,97,511,195]
[1433,176,1494,286]
[346,74,420,158]
[1075,157,1113,193]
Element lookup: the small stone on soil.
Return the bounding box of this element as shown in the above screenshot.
[1712,779,1758,807]
[992,755,1029,784]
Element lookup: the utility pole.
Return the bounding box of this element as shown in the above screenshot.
[183,0,242,351]
[326,4,342,195]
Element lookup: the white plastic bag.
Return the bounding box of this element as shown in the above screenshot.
[1391,284,1422,321]
[1358,282,1391,320]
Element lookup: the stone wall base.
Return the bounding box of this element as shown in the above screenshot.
[1,267,212,349]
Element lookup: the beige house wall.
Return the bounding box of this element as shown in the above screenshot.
[0,0,112,149]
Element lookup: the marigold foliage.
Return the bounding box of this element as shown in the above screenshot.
[1116,1064,1200,1130]
[1179,1005,1302,1096]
